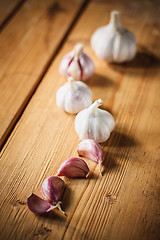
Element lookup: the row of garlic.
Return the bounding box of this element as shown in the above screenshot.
[57,10,137,142]
[58,43,113,141]
[27,10,137,216]
[59,10,136,80]
[27,139,104,215]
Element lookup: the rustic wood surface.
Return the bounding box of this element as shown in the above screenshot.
[0,0,25,28]
[0,0,160,239]
[0,0,86,149]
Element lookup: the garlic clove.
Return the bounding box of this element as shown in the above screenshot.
[57,157,90,178]
[41,176,66,215]
[27,193,55,214]
[41,176,65,204]
[56,77,92,114]
[77,139,104,175]
[59,43,94,81]
[75,99,115,143]
[67,58,82,81]
[91,11,137,63]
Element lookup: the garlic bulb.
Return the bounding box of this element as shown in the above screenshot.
[91,11,137,63]
[75,99,115,143]
[59,43,94,81]
[56,77,92,114]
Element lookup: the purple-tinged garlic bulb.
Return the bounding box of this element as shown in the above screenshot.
[57,157,90,178]
[59,43,94,81]
[56,77,92,114]
[77,139,104,175]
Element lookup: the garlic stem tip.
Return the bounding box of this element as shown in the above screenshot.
[68,76,74,82]
[27,193,33,198]
[99,160,103,175]
[97,99,103,104]
[56,201,66,216]
[86,171,90,178]
[111,10,120,16]
[74,43,84,51]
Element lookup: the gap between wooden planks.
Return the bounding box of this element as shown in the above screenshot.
[0,0,88,150]
[0,0,160,239]
[0,0,26,29]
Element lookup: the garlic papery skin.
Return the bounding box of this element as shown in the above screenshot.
[91,11,137,63]
[77,139,104,175]
[27,194,55,215]
[56,77,92,114]
[59,43,94,81]
[41,176,66,215]
[57,157,90,178]
[75,99,115,143]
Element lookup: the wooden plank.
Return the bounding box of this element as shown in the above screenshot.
[0,0,25,28]
[0,0,160,239]
[0,0,87,149]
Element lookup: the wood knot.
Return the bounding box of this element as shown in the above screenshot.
[12,199,26,207]
[106,193,117,204]
[34,227,52,238]
[47,2,66,19]
[16,199,26,205]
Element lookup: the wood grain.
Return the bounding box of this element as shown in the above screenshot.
[0,0,25,28]
[0,0,160,240]
[0,0,86,149]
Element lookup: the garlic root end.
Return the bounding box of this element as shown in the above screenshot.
[99,160,103,175]
[55,201,67,216]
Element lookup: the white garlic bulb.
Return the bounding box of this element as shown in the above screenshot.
[59,43,94,81]
[56,77,92,114]
[91,11,137,63]
[75,99,115,143]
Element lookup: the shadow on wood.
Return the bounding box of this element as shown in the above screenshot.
[88,170,99,180]
[61,185,72,212]
[38,207,67,222]
[102,151,119,175]
[109,46,160,72]
[107,130,140,148]
[87,73,115,87]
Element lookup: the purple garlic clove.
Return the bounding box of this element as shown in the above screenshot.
[41,176,64,203]
[41,176,66,215]
[27,193,54,215]
[77,139,104,175]
[57,157,90,178]
[59,43,94,81]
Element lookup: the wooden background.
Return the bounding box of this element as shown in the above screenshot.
[0,0,160,239]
